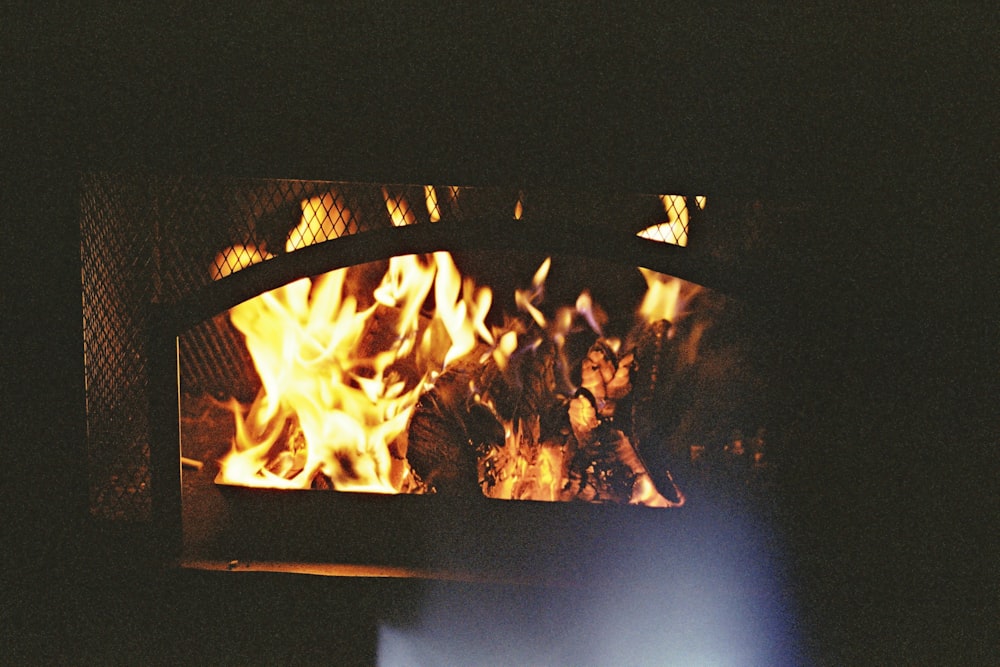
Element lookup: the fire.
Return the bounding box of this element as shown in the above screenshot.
[291,193,356,250]
[638,267,700,327]
[213,193,694,507]
[216,195,496,492]
[513,256,550,328]
[636,194,705,247]
[424,186,441,223]
[383,188,417,227]
[212,244,271,279]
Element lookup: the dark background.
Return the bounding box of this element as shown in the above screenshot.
[4,4,996,664]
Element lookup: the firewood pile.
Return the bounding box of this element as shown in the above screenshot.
[406,313,691,507]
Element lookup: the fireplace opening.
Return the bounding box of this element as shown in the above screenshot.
[81,174,787,582]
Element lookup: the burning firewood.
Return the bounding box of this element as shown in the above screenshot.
[405,336,571,498]
[406,327,685,506]
[405,351,499,496]
[562,339,682,507]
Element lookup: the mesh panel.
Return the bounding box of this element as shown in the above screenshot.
[634,195,704,247]
[81,174,156,520]
[80,174,703,521]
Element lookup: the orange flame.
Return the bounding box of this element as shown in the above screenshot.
[290,194,356,251]
[636,194,705,247]
[637,267,703,326]
[212,244,271,279]
[384,188,417,227]
[217,195,498,492]
[514,257,550,328]
[214,199,691,506]
[424,185,441,223]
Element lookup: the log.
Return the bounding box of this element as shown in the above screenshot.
[628,319,686,483]
[405,337,569,497]
[405,352,499,496]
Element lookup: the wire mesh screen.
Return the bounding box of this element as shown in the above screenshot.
[81,175,155,520]
[80,174,701,521]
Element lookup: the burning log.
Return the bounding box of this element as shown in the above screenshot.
[628,319,685,492]
[210,218,698,507]
[406,337,571,498]
[405,352,499,496]
[406,326,686,507]
[562,338,682,506]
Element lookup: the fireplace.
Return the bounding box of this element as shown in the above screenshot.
[80,173,791,590]
[6,3,989,661]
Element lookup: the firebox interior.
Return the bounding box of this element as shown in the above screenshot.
[81,175,783,582]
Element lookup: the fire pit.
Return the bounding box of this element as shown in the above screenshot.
[81,174,782,582]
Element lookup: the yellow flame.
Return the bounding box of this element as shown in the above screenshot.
[638,267,683,324]
[661,194,688,225]
[383,189,417,227]
[213,213,690,506]
[575,290,604,335]
[514,193,524,220]
[637,220,688,247]
[218,214,499,490]
[514,257,551,327]
[212,244,272,279]
[532,257,551,287]
[492,330,519,371]
[478,410,567,503]
[424,185,441,223]
[636,195,705,247]
[288,194,354,252]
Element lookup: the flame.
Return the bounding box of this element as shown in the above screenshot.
[575,290,605,335]
[213,202,691,506]
[217,196,497,492]
[289,194,355,251]
[638,267,699,326]
[636,194,705,247]
[212,244,272,279]
[384,188,417,227]
[479,415,566,503]
[424,185,441,223]
[492,330,518,371]
[514,192,524,220]
[514,257,551,328]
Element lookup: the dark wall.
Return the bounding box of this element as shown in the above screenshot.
[5,6,995,664]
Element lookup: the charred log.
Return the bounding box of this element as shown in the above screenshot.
[628,320,687,493]
[405,337,571,497]
[405,354,494,496]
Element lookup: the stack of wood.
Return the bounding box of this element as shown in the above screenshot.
[405,316,687,506]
